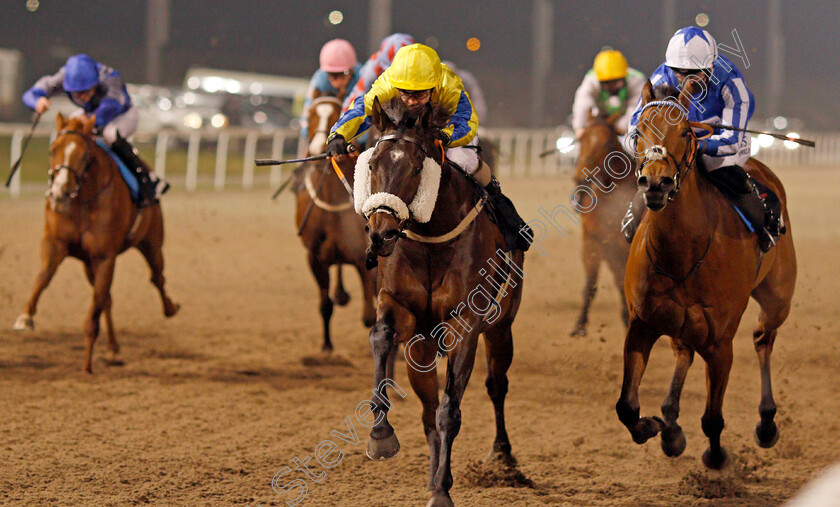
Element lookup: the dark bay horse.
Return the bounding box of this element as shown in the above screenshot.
[616,82,797,469]
[13,114,179,373]
[297,94,376,351]
[360,97,525,506]
[570,112,636,336]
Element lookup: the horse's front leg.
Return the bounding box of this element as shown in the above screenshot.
[366,291,416,460]
[659,337,694,457]
[429,317,482,507]
[700,338,734,470]
[405,335,442,491]
[616,317,664,445]
[83,256,116,374]
[14,236,67,331]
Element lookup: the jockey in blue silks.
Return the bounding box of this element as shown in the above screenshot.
[623,27,784,252]
[23,54,168,206]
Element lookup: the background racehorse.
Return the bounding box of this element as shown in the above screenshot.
[570,112,636,336]
[296,93,376,351]
[13,114,179,373]
[616,82,797,470]
[361,97,525,507]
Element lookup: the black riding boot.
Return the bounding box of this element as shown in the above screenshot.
[110,134,168,207]
[705,165,784,253]
[485,176,532,252]
[620,189,646,243]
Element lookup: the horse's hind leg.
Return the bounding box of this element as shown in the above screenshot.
[307,251,333,352]
[616,318,664,445]
[356,262,377,328]
[699,338,734,470]
[83,256,117,374]
[14,237,67,330]
[405,337,441,491]
[571,236,601,336]
[751,281,793,448]
[483,323,515,465]
[332,266,350,306]
[137,237,179,318]
[605,246,630,328]
[660,338,694,457]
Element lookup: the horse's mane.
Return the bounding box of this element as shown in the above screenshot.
[379,96,450,135]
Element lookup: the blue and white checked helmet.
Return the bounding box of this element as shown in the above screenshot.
[665,26,718,70]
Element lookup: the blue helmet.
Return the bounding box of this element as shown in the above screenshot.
[63,54,99,92]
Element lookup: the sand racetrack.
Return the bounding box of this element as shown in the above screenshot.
[1,165,839,506]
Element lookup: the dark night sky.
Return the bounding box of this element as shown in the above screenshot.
[0,0,836,129]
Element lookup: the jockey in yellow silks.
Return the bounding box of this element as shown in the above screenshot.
[327,43,531,252]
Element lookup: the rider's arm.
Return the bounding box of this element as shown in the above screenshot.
[438,67,477,147]
[22,68,65,110]
[700,71,753,157]
[92,67,129,128]
[571,71,599,133]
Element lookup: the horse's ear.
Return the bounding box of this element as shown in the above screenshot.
[641,80,654,106]
[586,108,594,125]
[606,110,623,126]
[418,101,433,131]
[371,96,388,132]
[678,78,697,111]
[56,112,65,130]
[312,89,322,100]
[82,114,97,135]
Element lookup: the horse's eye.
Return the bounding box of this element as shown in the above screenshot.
[414,167,422,175]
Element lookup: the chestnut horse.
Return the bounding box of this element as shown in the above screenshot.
[615,83,797,469]
[359,97,525,507]
[570,112,636,336]
[13,114,179,373]
[297,94,376,351]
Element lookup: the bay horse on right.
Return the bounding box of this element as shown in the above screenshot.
[615,82,797,469]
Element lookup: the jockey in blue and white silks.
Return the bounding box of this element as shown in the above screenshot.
[623,26,783,253]
[22,54,167,206]
[629,27,755,172]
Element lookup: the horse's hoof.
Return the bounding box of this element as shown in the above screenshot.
[334,291,351,306]
[485,450,517,467]
[365,432,400,460]
[702,446,730,470]
[426,493,454,507]
[103,353,125,367]
[631,416,664,444]
[754,420,780,448]
[321,343,334,354]
[569,325,587,337]
[12,314,34,331]
[164,302,180,318]
[660,425,687,457]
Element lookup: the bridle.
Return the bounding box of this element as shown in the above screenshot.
[364,133,444,228]
[632,100,706,201]
[48,130,95,200]
[633,99,716,282]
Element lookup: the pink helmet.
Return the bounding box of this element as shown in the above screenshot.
[319,39,357,73]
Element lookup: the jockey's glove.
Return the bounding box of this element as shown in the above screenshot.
[326,135,349,157]
[433,129,451,147]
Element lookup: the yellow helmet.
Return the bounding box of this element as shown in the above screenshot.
[593,50,628,81]
[387,43,442,90]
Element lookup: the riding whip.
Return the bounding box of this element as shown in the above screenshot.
[5,112,42,187]
[710,124,816,148]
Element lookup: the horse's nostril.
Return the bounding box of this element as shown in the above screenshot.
[637,176,649,188]
[364,225,370,233]
[661,176,675,189]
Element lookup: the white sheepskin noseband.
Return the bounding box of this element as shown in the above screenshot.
[354,147,441,223]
